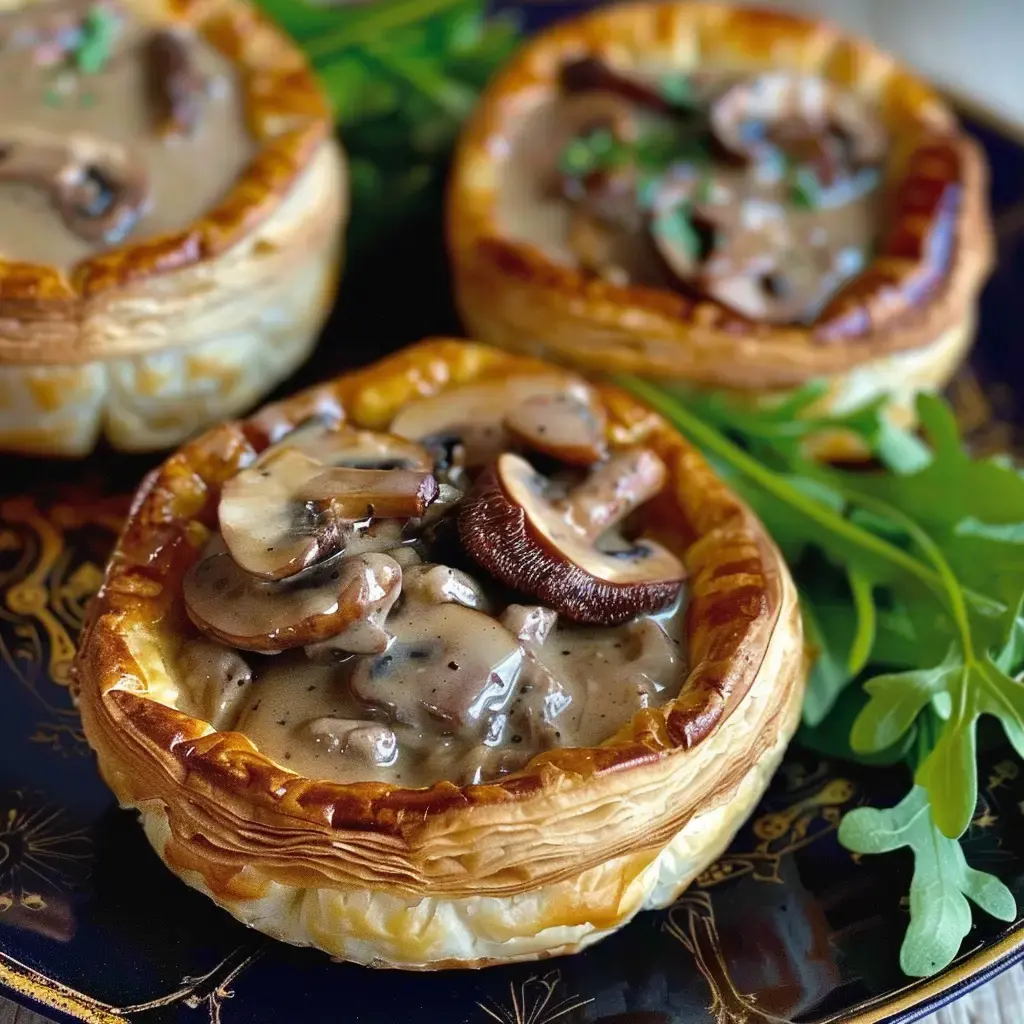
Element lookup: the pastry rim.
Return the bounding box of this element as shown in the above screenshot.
[0,0,331,304]
[75,338,799,895]
[447,0,994,383]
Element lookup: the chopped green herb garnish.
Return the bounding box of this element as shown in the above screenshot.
[635,120,708,172]
[635,173,661,211]
[789,165,822,209]
[695,175,714,205]
[559,137,595,176]
[558,127,630,179]
[75,7,119,75]
[652,203,701,260]
[587,126,615,157]
[658,72,697,108]
[44,88,63,108]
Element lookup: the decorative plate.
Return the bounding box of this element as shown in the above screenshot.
[4,8,1024,1023]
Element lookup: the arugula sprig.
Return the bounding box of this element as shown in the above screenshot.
[618,376,1024,976]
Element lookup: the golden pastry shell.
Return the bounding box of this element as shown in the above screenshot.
[75,339,804,964]
[448,1,993,392]
[0,0,346,454]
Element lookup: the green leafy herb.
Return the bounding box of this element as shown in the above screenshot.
[75,7,119,75]
[839,786,1015,977]
[788,164,821,210]
[617,376,1024,977]
[558,127,630,179]
[255,0,520,250]
[652,204,701,260]
[658,72,697,109]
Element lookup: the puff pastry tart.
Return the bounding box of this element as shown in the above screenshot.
[76,339,804,968]
[0,0,346,455]
[449,2,992,455]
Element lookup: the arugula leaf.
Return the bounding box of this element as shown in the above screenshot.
[799,684,916,766]
[801,593,858,727]
[851,650,960,755]
[839,787,1015,977]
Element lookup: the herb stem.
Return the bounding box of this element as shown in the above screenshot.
[619,376,947,597]
[837,489,976,662]
[305,0,465,60]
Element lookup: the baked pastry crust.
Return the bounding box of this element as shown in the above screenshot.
[75,339,804,968]
[448,2,993,452]
[0,0,346,454]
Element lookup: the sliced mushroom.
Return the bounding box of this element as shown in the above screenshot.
[299,467,437,517]
[0,126,149,243]
[504,393,608,466]
[301,717,398,767]
[350,604,524,737]
[400,563,492,611]
[389,377,598,469]
[710,73,885,170]
[652,196,854,324]
[303,552,403,659]
[459,450,685,625]
[219,446,436,580]
[183,543,403,653]
[560,56,682,117]
[177,638,252,728]
[145,29,206,137]
[271,422,433,472]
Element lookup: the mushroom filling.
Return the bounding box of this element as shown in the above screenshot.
[0,0,255,264]
[497,58,886,324]
[177,388,687,788]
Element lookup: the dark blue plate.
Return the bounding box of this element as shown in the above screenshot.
[4,10,1024,1022]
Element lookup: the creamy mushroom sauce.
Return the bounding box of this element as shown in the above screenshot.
[173,395,689,788]
[497,61,886,324]
[0,1,255,267]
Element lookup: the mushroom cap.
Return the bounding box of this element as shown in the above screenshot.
[219,448,350,581]
[389,376,598,467]
[504,393,608,466]
[183,543,403,653]
[709,72,886,167]
[219,428,436,580]
[276,421,433,471]
[459,453,685,625]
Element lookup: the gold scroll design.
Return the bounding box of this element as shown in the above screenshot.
[0,494,123,753]
[0,791,92,943]
[664,773,858,1024]
[0,942,265,1024]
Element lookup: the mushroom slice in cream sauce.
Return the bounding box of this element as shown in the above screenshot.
[174,402,689,787]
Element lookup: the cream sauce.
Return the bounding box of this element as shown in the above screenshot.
[0,4,255,267]
[191,591,685,787]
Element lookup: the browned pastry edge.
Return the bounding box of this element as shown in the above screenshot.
[448,1,994,388]
[0,0,330,309]
[75,338,797,898]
